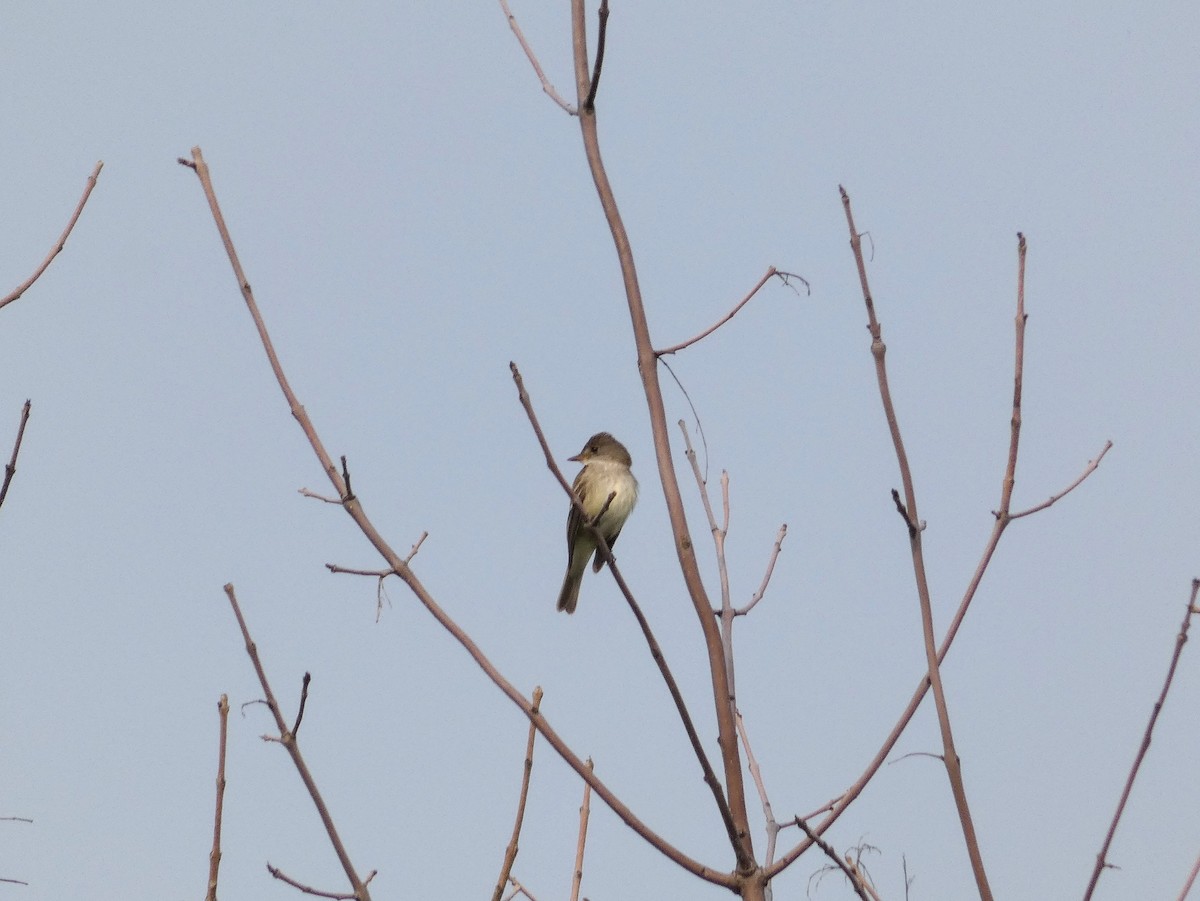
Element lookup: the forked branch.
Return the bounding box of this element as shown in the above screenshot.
[182,148,729,888]
[222,584,373,901]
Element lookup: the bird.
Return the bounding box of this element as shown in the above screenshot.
[556,432,638,613]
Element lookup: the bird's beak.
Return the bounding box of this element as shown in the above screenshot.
[568,452,584,463]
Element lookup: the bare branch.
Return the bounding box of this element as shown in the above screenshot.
[1,161,104,311]
[205,695,230,901]
[1176,849,1200,901]
[657,267,809,356]
[772,215,1109,882]
[291,672,312,737]
[582,0,608,111]
[511,363,743,866]
[0,400,32,513]
[223,585,374,901]
[184,149,730,888]
[569,758,595,901]
[737,710,781,868]
[267,864,376,899]
[1083,580,1200,900]
[569,0,754,871]
[493,686,543,901]
[794,819,872,901]
[836,186,992,898]
[1007,441,1112,520]
[736,524,787,616]
[497,0,577,115]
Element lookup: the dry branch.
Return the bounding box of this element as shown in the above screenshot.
[1,161,104,311]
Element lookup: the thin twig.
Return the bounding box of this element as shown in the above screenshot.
[841,186,993,897]
[569,0,755,872]
[292,672,312,737]
[737,710,781,868]
[674,420,750,820]
[493,687,543,901]
[1008,441,1112,520]
[582,0,609,110]
[267,863,376,899]
[657,267,809,356]
[1176,849,1200,901]
[1083,580,1200,900]
[771,218,1110,881]
[205,695,230,901]
[737,524,788,616]
[223,584,373,901]
[794,819,872,901]
[183,149,728,888]
[497,0,577,115]
[1,161,104,311]
[569,758,594,901]
[0,400,32,512]
[507,876,540,901]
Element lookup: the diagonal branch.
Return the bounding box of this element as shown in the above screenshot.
[492,686,542,901]
[511,363,742,860]
[223,585,373,901]
[1083,580,1200,900]
[181,148,732,889]
[656,267,808,356]
[0,401,32,513]
[1,161,104,311]
[204,694,230,901]
[837,186,993,900]
[770,213,1110,881]
[498,0,577,115]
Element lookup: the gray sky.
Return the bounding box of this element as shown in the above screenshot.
[1,2,1197,899]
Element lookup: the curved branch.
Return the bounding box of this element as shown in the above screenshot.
[1,161,104,311]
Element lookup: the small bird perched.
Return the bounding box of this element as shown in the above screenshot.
[556,432,638,613]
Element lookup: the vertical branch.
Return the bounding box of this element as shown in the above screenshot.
[569,759,595,901]
[205,694,230,901]
[568,0,755,875]
[1083,580,1200,900]
[0,401,32,513]
[493,687,544,901]
[840,186,993,900]
[1,161,104,311]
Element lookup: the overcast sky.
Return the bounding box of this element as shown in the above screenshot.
[1,2,1197,899]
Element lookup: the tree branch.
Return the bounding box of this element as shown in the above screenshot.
[182,148,732,889]
[656,267,808,356]
[0,400,32,513]
[223,584,373,900]
[568,0,756,877]
[1,161,104,311]
[837,186,993,900]
[497,0,577,115]
[493,687,543,901]
[1083,580,1200,900]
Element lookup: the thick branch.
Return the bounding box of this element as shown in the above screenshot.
[568,0,755,876]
